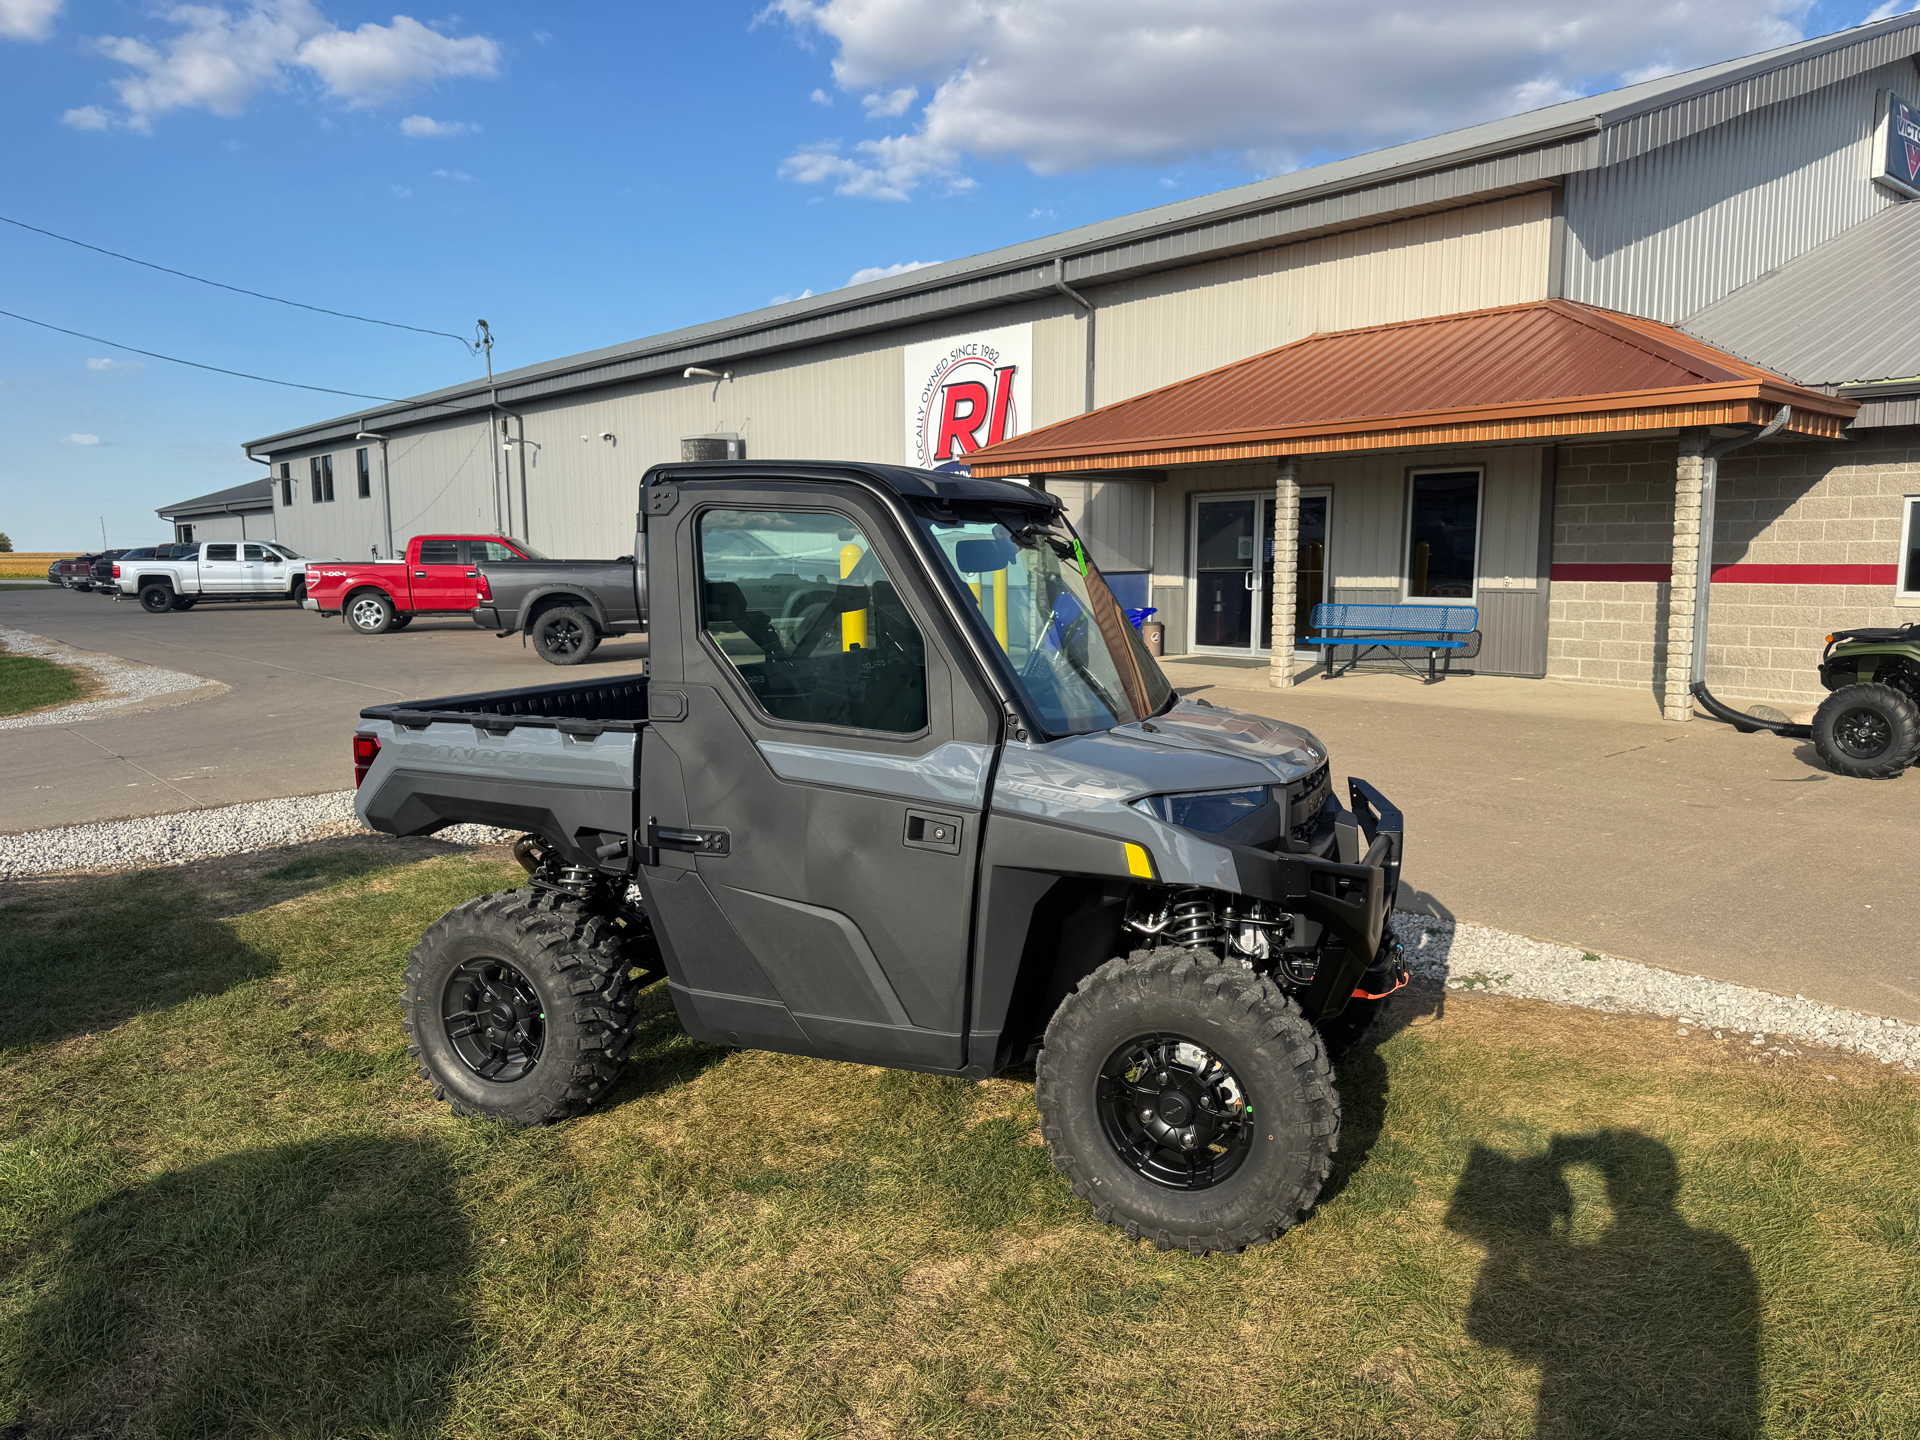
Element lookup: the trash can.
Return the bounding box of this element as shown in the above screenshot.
[1142,621,1164,656]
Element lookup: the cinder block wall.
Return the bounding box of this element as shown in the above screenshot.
[1546,439,1677,693]
[1546,429,1919,705]
[1706,427,1918,704]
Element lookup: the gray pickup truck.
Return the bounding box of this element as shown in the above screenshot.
[473,555,645,665]
[354,459,1407,1253]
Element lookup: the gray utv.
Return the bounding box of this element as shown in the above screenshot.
[352,461,1407,1253]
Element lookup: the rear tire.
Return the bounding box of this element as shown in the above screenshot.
[531,606,598,665]
[400,890,645,1126]
[347,590,396,635]
[1035,946,1338,1254]
[388,615,414,631]
[1812,682,1918,779]
[139,584,174,614]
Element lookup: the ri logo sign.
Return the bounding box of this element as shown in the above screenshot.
[903,323,1033,472]
[1872,89,1920,198]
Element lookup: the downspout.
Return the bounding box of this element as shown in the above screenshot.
[243,447,274,543]
[1686,405,1793,719]
[1052,256,1095,414]
[356,432,393,557]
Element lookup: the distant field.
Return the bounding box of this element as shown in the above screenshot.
[0,554,78,578]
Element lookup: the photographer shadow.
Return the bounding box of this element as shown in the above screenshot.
[1446,1130,1760,1438]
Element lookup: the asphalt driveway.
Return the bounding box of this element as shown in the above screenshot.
[3,587,1913,1021]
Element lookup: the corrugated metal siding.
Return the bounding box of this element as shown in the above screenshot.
[1681,201,1921,386]
[1094,195,1552,407]
[1598,26,1918,165]
[1053,478,1154,573]
[1566,59,1917,322]
[1030,305,1089,426]
[1856,395,1920,428]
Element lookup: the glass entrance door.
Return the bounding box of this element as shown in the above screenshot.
[1292,489,1330,653]
[1191,493,1275,655]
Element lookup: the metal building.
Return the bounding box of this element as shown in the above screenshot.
[155,478,276,545]
[245,15,1919,710]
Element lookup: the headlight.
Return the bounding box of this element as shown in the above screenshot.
[1131,786,1271,833]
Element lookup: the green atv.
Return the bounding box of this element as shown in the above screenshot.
[1694,623,1918,778]
[1810,625,1919,778]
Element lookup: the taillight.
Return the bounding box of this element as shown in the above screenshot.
[475,573,492,601]
[111,564,121,577]
[353,733,381,787]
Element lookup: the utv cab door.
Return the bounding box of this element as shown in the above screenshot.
[638,479,1003,1072]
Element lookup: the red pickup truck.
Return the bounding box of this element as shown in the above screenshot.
[302,534,543,634]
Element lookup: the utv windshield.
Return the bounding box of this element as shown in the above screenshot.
[913,501,1173,735]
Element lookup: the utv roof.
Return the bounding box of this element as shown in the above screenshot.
[644,459,1065,509]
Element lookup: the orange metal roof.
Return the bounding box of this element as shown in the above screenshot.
[968,300,1857,477]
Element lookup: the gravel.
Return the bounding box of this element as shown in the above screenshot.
[0,790,514,880]
[1,625,213,728]
[2,783,1911,1069]
[1390,911,1918,1069]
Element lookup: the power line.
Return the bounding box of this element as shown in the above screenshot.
[0,213,478,351]
[0,307,401,402]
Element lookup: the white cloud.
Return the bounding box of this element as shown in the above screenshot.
[861,85,916,118]
[67,433,100,446]
[390,184,413,199]
[770,288,817,304]
[432,166,472,181]
[300,16,499,107]
[82,2,499,131]
[767,0,1813,198]
[1863,2,1916,21]
[61,104,109,130]
[0,0,61,42]
[400,114,475,138]
[846,258,940,286]
[809,86,832,105]
[86,357,143,371]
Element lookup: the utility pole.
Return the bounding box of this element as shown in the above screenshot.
[478,319,502,533]
[99,516,107,548]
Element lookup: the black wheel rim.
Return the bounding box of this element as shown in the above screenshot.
[1095,1033,1256,1190]
[441,957,545,1082]
[545,620,583,656]
[1834,706,1893,759]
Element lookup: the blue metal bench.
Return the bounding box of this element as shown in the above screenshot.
[1305,602,1480,683]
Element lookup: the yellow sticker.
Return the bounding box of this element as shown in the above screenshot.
[1123,842,1155,879]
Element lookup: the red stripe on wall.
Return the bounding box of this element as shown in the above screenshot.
[1550,563,1900,585]
[1708,563,1899,586]
[1550,563,1672,582]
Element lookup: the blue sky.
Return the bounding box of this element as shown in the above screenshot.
[0,0,1909,550]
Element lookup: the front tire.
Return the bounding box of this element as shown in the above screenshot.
[1036,947,1338,1254]
[400,890,644,1126]
[531,606,598,665]
[347,590,397,635]
[1812,682,1918,778]
[139,584,174,614]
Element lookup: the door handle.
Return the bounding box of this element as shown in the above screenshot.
[414,571,427,577]
[645,817,730,857]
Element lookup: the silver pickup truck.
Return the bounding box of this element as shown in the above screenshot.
[353,459,1407,1254]
[118,540,317,612]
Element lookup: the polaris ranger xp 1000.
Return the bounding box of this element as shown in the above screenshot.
[353,462,1408,1253]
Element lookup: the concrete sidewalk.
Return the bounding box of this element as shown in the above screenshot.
[1159,656,1918,1022]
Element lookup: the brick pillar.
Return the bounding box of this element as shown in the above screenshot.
[1270,460,1300,689]
[1662,431,1710,721]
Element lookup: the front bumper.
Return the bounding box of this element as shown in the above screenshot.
[1231,777,1402,1023]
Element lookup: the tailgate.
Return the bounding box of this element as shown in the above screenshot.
[354,712,641,874]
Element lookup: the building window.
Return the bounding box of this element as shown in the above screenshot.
[278,462,292,507]
[177,524,194,543]
[1405,469,1482,601]
[357,447,371,499]
[1900,496,1919,602]
[311,454,334,503]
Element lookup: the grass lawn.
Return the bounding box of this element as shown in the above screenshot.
[0,648,84,716]
[1,840,1914,1439]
